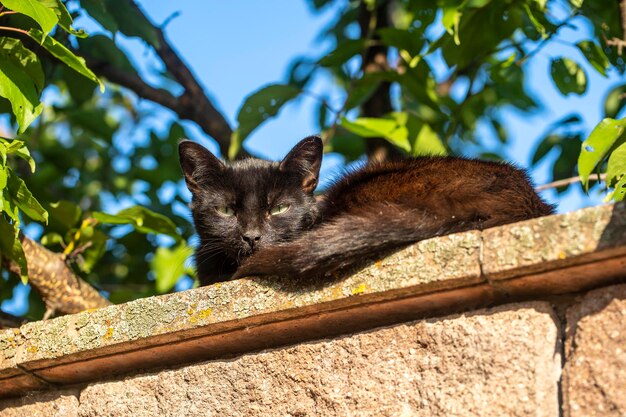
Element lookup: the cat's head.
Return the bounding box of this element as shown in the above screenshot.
[179,136,322,263]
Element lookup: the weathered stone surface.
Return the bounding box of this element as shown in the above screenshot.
[0,230,481,388]
[78,302,560,417]
[483,202,626,280]
[563,284,626,417]
[0,390,78,416]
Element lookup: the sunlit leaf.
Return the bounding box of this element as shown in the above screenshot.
[341,113,411,152]
[6,168,48,223]
[578,118,626,190]
[1,0,58,34]
[151,242,193,293]
[0,38,44,93]
[606,142,626,188]
[28,29,105,92]
[0,216,28,283]
[409,121,447,156]
[38,0,88,37]
[93,205,179,239]
[0,54,43,133]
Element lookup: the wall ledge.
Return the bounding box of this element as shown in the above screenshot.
[1,202,625,397]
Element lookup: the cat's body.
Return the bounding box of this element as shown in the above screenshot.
[179,136,553,285]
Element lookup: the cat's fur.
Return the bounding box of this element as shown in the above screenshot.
[179,137,322,285]
[179,136,553,284]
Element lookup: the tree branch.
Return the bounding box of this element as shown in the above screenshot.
[535,173,607,191]
[81,1,249,158]
[358,0,403,162]
[4,236,112,319]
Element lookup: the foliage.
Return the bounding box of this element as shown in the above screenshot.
[0,0,625,319]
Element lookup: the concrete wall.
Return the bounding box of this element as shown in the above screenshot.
[1,203,625,416]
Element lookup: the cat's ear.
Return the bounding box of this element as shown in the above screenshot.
[178,140,225,194]
[279,135,323,193]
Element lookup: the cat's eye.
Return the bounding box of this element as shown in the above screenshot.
[270,204,290,216]
[215,206,235,217]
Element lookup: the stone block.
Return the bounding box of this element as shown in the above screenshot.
[563,284,626,417]
[78,302,560,417]
[0,390,78,416]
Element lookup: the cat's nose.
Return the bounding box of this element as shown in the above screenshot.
[242,233,261,248]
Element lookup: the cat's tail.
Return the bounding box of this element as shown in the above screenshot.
[232,203,473,280]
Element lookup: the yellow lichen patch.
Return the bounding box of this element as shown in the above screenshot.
[375,260,383,268]
[351,283,370,295]
[189,308,213,324]
[197,308,213,319]
[186,303,198,316]
[103,327,114,340]
[558,251,567,260]
[26,346,38,354]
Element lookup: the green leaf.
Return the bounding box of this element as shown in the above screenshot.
[341,113,411,152]
[576,40,609,77]
[80,0,119,33]
[3,138,36,172]
[0,216,28,283]
[102,0,160,48]
[0,38,44,93]
[75,227,107,273]
[228,130,242,161]
[235,84,301,142]
[532,134,561,164]
[28,28,105,93]
[569,0,583,8]
[38,0,87,37]
[604,84,626,118]
[6,168,48,223]
[0,164,7,190]
[550,58,587,96]
[1,0,58,35]
[319,39,366,67]
[441,6,462,45]
[325,130,366,162]
[578,118,626,190]
[378,28,424,55]
[93,205,179,239]
[408,121,447,156]
[606,142,626,188]
[605,174,626,202]
[48,200,82,231]
[523,3,545,38]
[0,54,43,133]
[151,242,193,293]
[40,232,65,247]
[77,35,137,74]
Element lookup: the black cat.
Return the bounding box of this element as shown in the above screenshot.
[179,138,322,285]
[179,136,553,285]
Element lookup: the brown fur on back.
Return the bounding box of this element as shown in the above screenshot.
[233,153,553,280]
